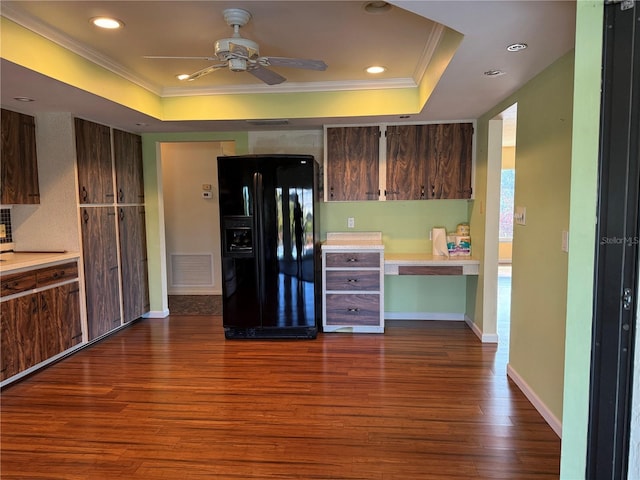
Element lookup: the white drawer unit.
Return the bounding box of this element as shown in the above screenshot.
[321,232,384,333]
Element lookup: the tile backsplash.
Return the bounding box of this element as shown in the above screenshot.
[1,208,13,244]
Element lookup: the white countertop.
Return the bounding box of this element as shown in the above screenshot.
[322,232,385,251]
[0,251,81,274]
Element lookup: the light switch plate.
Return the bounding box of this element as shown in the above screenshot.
[514,206,527,225]
[347,217,355,228]
[562,230,569,252]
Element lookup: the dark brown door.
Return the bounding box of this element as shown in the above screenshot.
[425,123,473,199]
[39,283,82,359]
[0,295,42,380]
[386,125,430,200]
[326,126,379,201]
[118,206,150,322]
[1,108,40,205]
[75,118,114,204]
[81,207,121,339]
[113,129,145,204]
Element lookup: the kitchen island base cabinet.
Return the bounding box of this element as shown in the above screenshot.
[321,233,385,333]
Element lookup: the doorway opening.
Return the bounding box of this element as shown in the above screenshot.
[497,104,517,354]
[160,141,236,315]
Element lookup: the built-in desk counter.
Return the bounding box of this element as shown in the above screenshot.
[384,253,479,276]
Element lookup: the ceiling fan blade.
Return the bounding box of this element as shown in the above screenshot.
[247,65,286,85]
[144,55,219,61]
[261,57,327,71]
[186,64,226,81]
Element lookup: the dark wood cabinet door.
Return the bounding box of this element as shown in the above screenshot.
[39,282,82,359]
[326,126,379,201]
[75,118,114,204]
[386,125,430,200]
[0,295,42,381]
[1,108,40,205]
[425,123,473,199]
[118,206,150,323]
[81,207,121,339]
[113,129,145,204]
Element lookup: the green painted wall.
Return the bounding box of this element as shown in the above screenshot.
[471,51,575,426]
[560,1,603,477]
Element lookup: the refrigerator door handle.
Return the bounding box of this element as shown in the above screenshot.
[253,172,266,314]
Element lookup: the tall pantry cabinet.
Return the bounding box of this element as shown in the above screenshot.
[75,118,149,340]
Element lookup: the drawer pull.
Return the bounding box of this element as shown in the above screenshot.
[347,308,360,312]
[347,258,358,262]
[347,279,358,283]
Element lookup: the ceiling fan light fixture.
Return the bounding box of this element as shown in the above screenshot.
[366,65,386,74]
[90,16,124,29]
[229,58,248,72]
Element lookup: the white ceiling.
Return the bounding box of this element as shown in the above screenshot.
[0,1,576,134]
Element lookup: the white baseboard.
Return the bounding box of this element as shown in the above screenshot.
[143,309,170,319]
[507,364,562,438]
[464,316,499,343]
[384,312,465,321]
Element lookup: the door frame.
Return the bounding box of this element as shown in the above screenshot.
[586,1,640,478]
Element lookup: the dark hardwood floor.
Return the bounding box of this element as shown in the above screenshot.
[0,316,560,479]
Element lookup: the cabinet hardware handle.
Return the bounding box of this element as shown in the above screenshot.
[330,187,334,199]
[119,209,125,220]
[431,185,435,197]
[347,279,358,283]
[347,258,358,262]
[81,186,88,202]
[119,188,124,202]
[347,308,360,312]
[421,185,425,198]
[83,210,89,224]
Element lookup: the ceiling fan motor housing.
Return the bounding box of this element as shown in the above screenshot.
[215,37,260,61]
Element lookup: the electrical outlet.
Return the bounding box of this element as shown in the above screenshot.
[514,206,527,225]
[347,217,355,228]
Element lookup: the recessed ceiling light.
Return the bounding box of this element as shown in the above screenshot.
[484,69,505,77]
[176,74,190,81]
[507,42,528,52]
[366,65,386,74]
[90,17,124,29]
[363,1,392,14]
[14,96,34,102]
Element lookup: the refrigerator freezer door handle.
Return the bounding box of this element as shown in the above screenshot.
[253,172,266,316]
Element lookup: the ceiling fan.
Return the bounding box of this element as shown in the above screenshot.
[144,8,328,85]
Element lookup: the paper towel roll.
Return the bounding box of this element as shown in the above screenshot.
[432,227,449,257]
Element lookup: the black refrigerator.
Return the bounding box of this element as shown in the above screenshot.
[217,154,321,339]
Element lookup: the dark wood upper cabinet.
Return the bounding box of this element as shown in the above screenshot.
[425,123,473,200]
[113,129,144,204]
[326,126,380,201]
[386,125,430,200]
[75,118,114,204]
[1,108,40,205]
[386,123,473,200]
